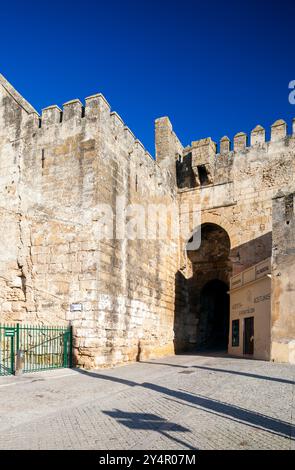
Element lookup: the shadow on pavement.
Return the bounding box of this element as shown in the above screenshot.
[139,361,295,385]
[77,367,294,442]
[102,409,196,450]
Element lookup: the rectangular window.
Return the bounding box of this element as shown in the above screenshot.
[232,319,239,347]
[285,194,294,223]
[197,165,210,186]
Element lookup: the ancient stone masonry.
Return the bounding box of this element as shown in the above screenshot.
[0,73,294,366]
[271,191,295,363]
[176,119,295,358]
[0,75,181,368]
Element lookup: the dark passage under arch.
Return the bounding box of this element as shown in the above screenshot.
[174,223,232,353]
[199,279,229,350]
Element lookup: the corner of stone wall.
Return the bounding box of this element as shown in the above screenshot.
[155,116,183,187]
[271,191,295,363]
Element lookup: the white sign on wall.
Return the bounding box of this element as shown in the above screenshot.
[70,303,83,312]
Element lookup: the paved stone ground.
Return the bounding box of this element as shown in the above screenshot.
[0,353,294,450]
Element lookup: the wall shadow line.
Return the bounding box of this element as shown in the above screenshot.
[138,361,295,385]
[75,368,294,441]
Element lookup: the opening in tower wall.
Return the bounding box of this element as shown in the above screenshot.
[174,223,232,353]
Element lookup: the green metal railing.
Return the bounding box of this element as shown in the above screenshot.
[0,324,72,376]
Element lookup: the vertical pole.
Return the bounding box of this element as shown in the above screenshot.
[16,323,20,355]
[15,323,22,376]
[11,336,15,375]
[69,325,73,368]
[63,331,68,368]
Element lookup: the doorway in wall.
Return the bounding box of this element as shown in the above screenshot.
[187,223,232,350]
[243,316,254,355]
[199,279,230,350]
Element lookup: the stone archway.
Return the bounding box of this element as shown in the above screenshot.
[187,223,231,349]
[174,222,232,352]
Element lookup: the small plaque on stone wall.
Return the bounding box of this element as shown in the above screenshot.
[70,303,83,312]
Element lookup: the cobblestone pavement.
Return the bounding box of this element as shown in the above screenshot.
[0,353,294,450]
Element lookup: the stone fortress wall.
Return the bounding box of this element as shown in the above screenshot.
[0,74,294,366]
[0,75,181,368]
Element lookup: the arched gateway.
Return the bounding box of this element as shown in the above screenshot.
[174,223,232,352]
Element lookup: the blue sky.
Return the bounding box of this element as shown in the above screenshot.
[1,0,294,154]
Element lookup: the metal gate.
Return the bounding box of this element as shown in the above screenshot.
[0,326,15,375]
[0,324,72,376]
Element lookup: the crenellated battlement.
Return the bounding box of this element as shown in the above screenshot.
[178,118,295,190]
[39,94,110,126]
[1,72,294,195]
[0,75,182,206]
[250,125,265,145]
[216,118,294,155]
[22,91,162,174]
[42,105,62,126]
[183,118,295,159]
[63,99,84,121]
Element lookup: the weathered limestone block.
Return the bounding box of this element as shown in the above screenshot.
[234,132,247,151]
[42,105,62,126]
[220,136,230,154]
[63,99,83,121]
[271,119,287,141]
[250,125,265,145]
